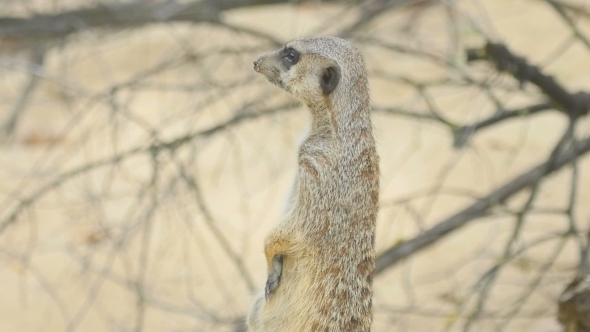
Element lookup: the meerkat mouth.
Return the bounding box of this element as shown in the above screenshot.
[266,69,284,90]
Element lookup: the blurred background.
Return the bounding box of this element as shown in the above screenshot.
[0,0,589,331]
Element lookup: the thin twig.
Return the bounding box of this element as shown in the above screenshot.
[375,136,590,274]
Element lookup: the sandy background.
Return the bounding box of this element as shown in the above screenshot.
[0,0,589,331]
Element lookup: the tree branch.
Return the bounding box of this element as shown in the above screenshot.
[0,0,288,45]
[546,0,590,51]
[375,136,590,274]
[466,42,590,119]
[452,102,553,148]
[0,44,46,139]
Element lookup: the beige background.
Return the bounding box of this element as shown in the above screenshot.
[0,0,589,331]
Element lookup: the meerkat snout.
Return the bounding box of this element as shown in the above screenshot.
[253,58,262,72]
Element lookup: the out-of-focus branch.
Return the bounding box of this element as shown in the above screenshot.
[375,136,590,274]
[178,164,256,292]
[466,42,590,119]
[0,0,287,46]
[452,102,553,148]
[0,44,46,139]
[545,0,590,51]
[0,102,294,235]
[534,0,590,19]
[453,41,590,147]
[462,120,575,329]
[338,0,431,38]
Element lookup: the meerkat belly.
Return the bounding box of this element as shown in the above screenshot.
[267,254,372,332]
[258,254,318,331]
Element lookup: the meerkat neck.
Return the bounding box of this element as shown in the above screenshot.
[308,106,334,136]
[323,103,371,143]
[306,98,370,139]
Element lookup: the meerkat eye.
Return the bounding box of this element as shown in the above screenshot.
[281,48,299,69]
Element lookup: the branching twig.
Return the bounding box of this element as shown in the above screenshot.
[452,102,553,148]
[0,103,294,235]
[545,0,590,51]
[466,42,590,119]
[0,0,289,45]
[375,136,590,274]
[1,44,46,139]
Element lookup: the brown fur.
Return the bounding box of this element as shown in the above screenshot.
[248,36,379,332]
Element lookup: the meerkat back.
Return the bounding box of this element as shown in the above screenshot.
[248,36,379,332]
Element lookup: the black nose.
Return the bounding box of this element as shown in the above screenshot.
[253,58,262,72]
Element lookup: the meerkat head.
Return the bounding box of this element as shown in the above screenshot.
[253,36,367,108]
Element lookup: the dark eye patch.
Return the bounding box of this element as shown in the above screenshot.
[280,47,300,69]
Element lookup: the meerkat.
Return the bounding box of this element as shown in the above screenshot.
[248,36,379,332]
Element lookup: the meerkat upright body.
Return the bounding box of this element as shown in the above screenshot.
[248,36,379,332]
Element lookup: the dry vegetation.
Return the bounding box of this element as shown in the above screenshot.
[0,0,589,331]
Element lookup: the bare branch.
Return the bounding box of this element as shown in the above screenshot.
[453,102,553,148]
[0,0,288,47]
[0,44,46,139]
[545,0,590,51]
[375,136,590,274]
[0,102,294,235]
[466,42,590,119]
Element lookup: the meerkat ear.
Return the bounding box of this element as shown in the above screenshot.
[320,66,340,95]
